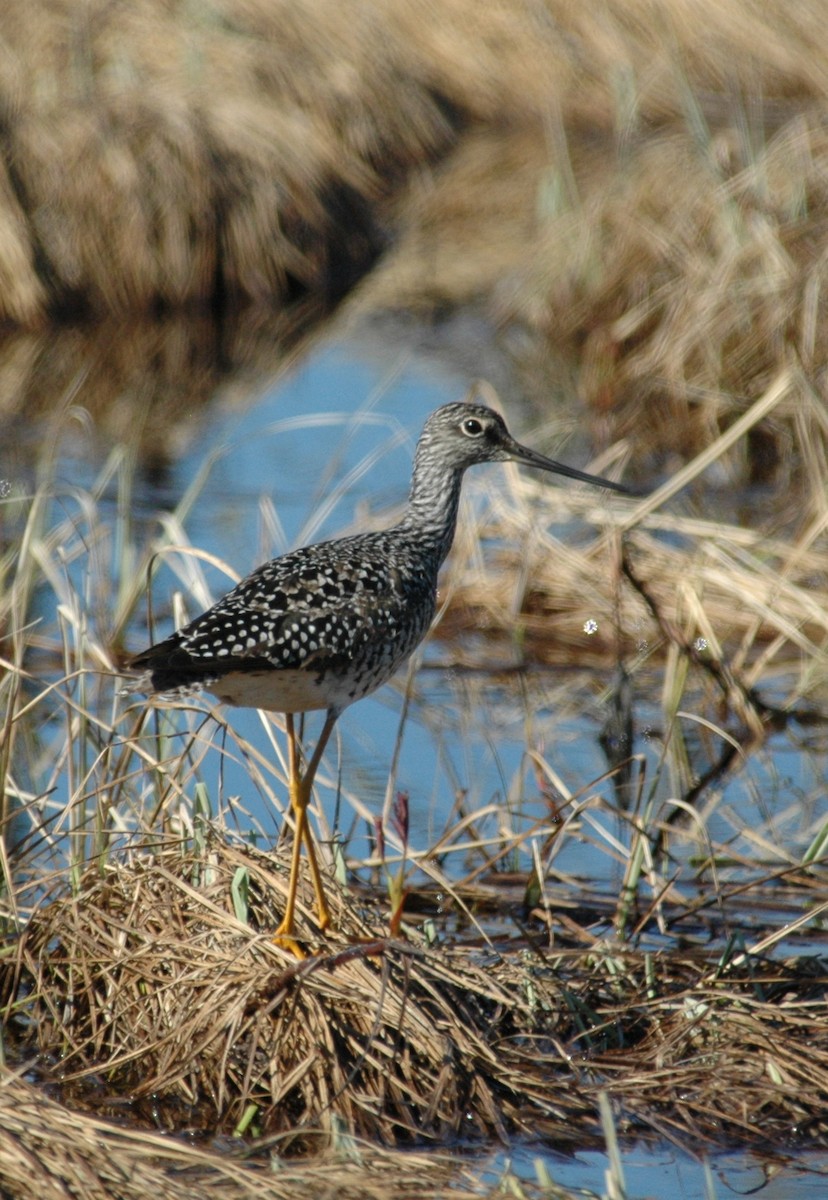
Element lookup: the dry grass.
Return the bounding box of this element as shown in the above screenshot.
[2,838,590,1146]
[0,1074,490,1200]
[0,0,558,324]
[3,0,828,414]
[2,836,827,1156]
[597,969,828,1148]
[441,376,828,727]
[501,113,828,457]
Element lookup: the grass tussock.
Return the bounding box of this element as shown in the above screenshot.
[3,838,592,1146]
[0,0,559,324]
[2,837,827,1154]
[0,1075,486,1200]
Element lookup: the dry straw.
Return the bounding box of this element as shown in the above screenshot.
[3,837,827,1156]
[0,0,557,324]
[0,1073,482,1200]
[4,839,592,1146]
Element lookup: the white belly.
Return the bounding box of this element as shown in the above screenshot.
[207,669,335,712]
[206,663,394,714]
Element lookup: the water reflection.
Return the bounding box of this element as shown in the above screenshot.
[500,1142,828,1200]
[0,306,320,486]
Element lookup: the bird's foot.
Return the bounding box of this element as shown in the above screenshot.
[272,929,309,959]
[272,911,331,959]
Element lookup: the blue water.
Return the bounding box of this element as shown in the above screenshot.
[496,1143,828,1198]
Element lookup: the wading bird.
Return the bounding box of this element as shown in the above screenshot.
[127,402,631,952]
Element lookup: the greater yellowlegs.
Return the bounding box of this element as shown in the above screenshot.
[128,402,630,949]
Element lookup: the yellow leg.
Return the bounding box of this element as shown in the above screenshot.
[274,710,338,953]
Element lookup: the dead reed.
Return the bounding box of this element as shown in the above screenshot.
[3,836,827,1154]
[0,0,558,325]
[0,1073,487,1200]
[500,112,828,463]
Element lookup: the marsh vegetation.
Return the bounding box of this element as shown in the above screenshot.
[1,2,828,1197]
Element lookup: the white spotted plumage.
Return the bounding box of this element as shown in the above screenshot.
[127,401,630,717]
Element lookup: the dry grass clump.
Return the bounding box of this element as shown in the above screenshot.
[0,0,562,325]
[0,1075,484,1200]
[503,114,828,454]
[441,376,828,718]
[2,838,595,1146]
[3,836,828,1157]
[596,964,828,1147]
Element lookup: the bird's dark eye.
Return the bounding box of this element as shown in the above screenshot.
[461,418,484,437]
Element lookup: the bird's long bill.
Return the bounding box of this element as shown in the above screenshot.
[506,437,633,495]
